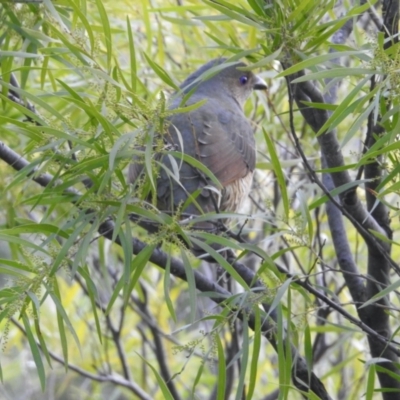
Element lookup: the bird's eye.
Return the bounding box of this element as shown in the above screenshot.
[239,75,248,85]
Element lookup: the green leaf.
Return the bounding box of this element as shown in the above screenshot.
[215,334,226,400]
[161,15,203,26]
[235,315,249,400]
[49,213,92,276]
[203,0,265,29]
[78,266,102,343]
[296,189,313,244]
[0,233,49,255]
[192,361,205,396]
[0,51,41,58]
[143,53,179,90]
[2,223,69,239]
[95,0,112,70]
[68,0,95,53]
[50,279,81,356]
[359,277,400,309]
[48,27,91,66]
[0,81,66,122]
[43,0,67,30]
[32,306,52,367]
[190,238,249,289]
[292,68,377,83]
[263,128,289,218]
[278,50,371,78]
[340,99,376,147]
[126,16,137,92]
[247,306,261,399]
[169,151,223,189]
[105,276,124,316]
[247,0,266,16]
[60,97,120,139]
[309,179,372,210]
[268,277,293,319]
[240,47,282,69]
[304,324,313,381]
[135,353,175,400]
[348,0,378,17]
[358,140,400,168]
[72,218,100,276]
[180,249,197,324]
[144,125,156,190]
[164,253,177,323]
[366,363,376,400]
[22,313,46,390]
[277,305,288,398]
[123,244,155,305]
[315,76,372,136]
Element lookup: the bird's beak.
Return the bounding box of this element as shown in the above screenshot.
[253,75,267,91]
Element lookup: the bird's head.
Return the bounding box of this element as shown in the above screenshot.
[179,58,267,107]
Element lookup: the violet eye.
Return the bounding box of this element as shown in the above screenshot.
[239,75,248,85]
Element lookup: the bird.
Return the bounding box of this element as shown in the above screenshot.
[129,58,267,256]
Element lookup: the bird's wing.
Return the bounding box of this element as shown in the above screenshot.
[154,101,255,215]
[169,101,256,187]
[202,107,255,186]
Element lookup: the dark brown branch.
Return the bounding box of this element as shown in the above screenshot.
[362,2,400,396]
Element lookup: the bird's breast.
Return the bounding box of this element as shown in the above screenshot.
[220,172,253,213]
